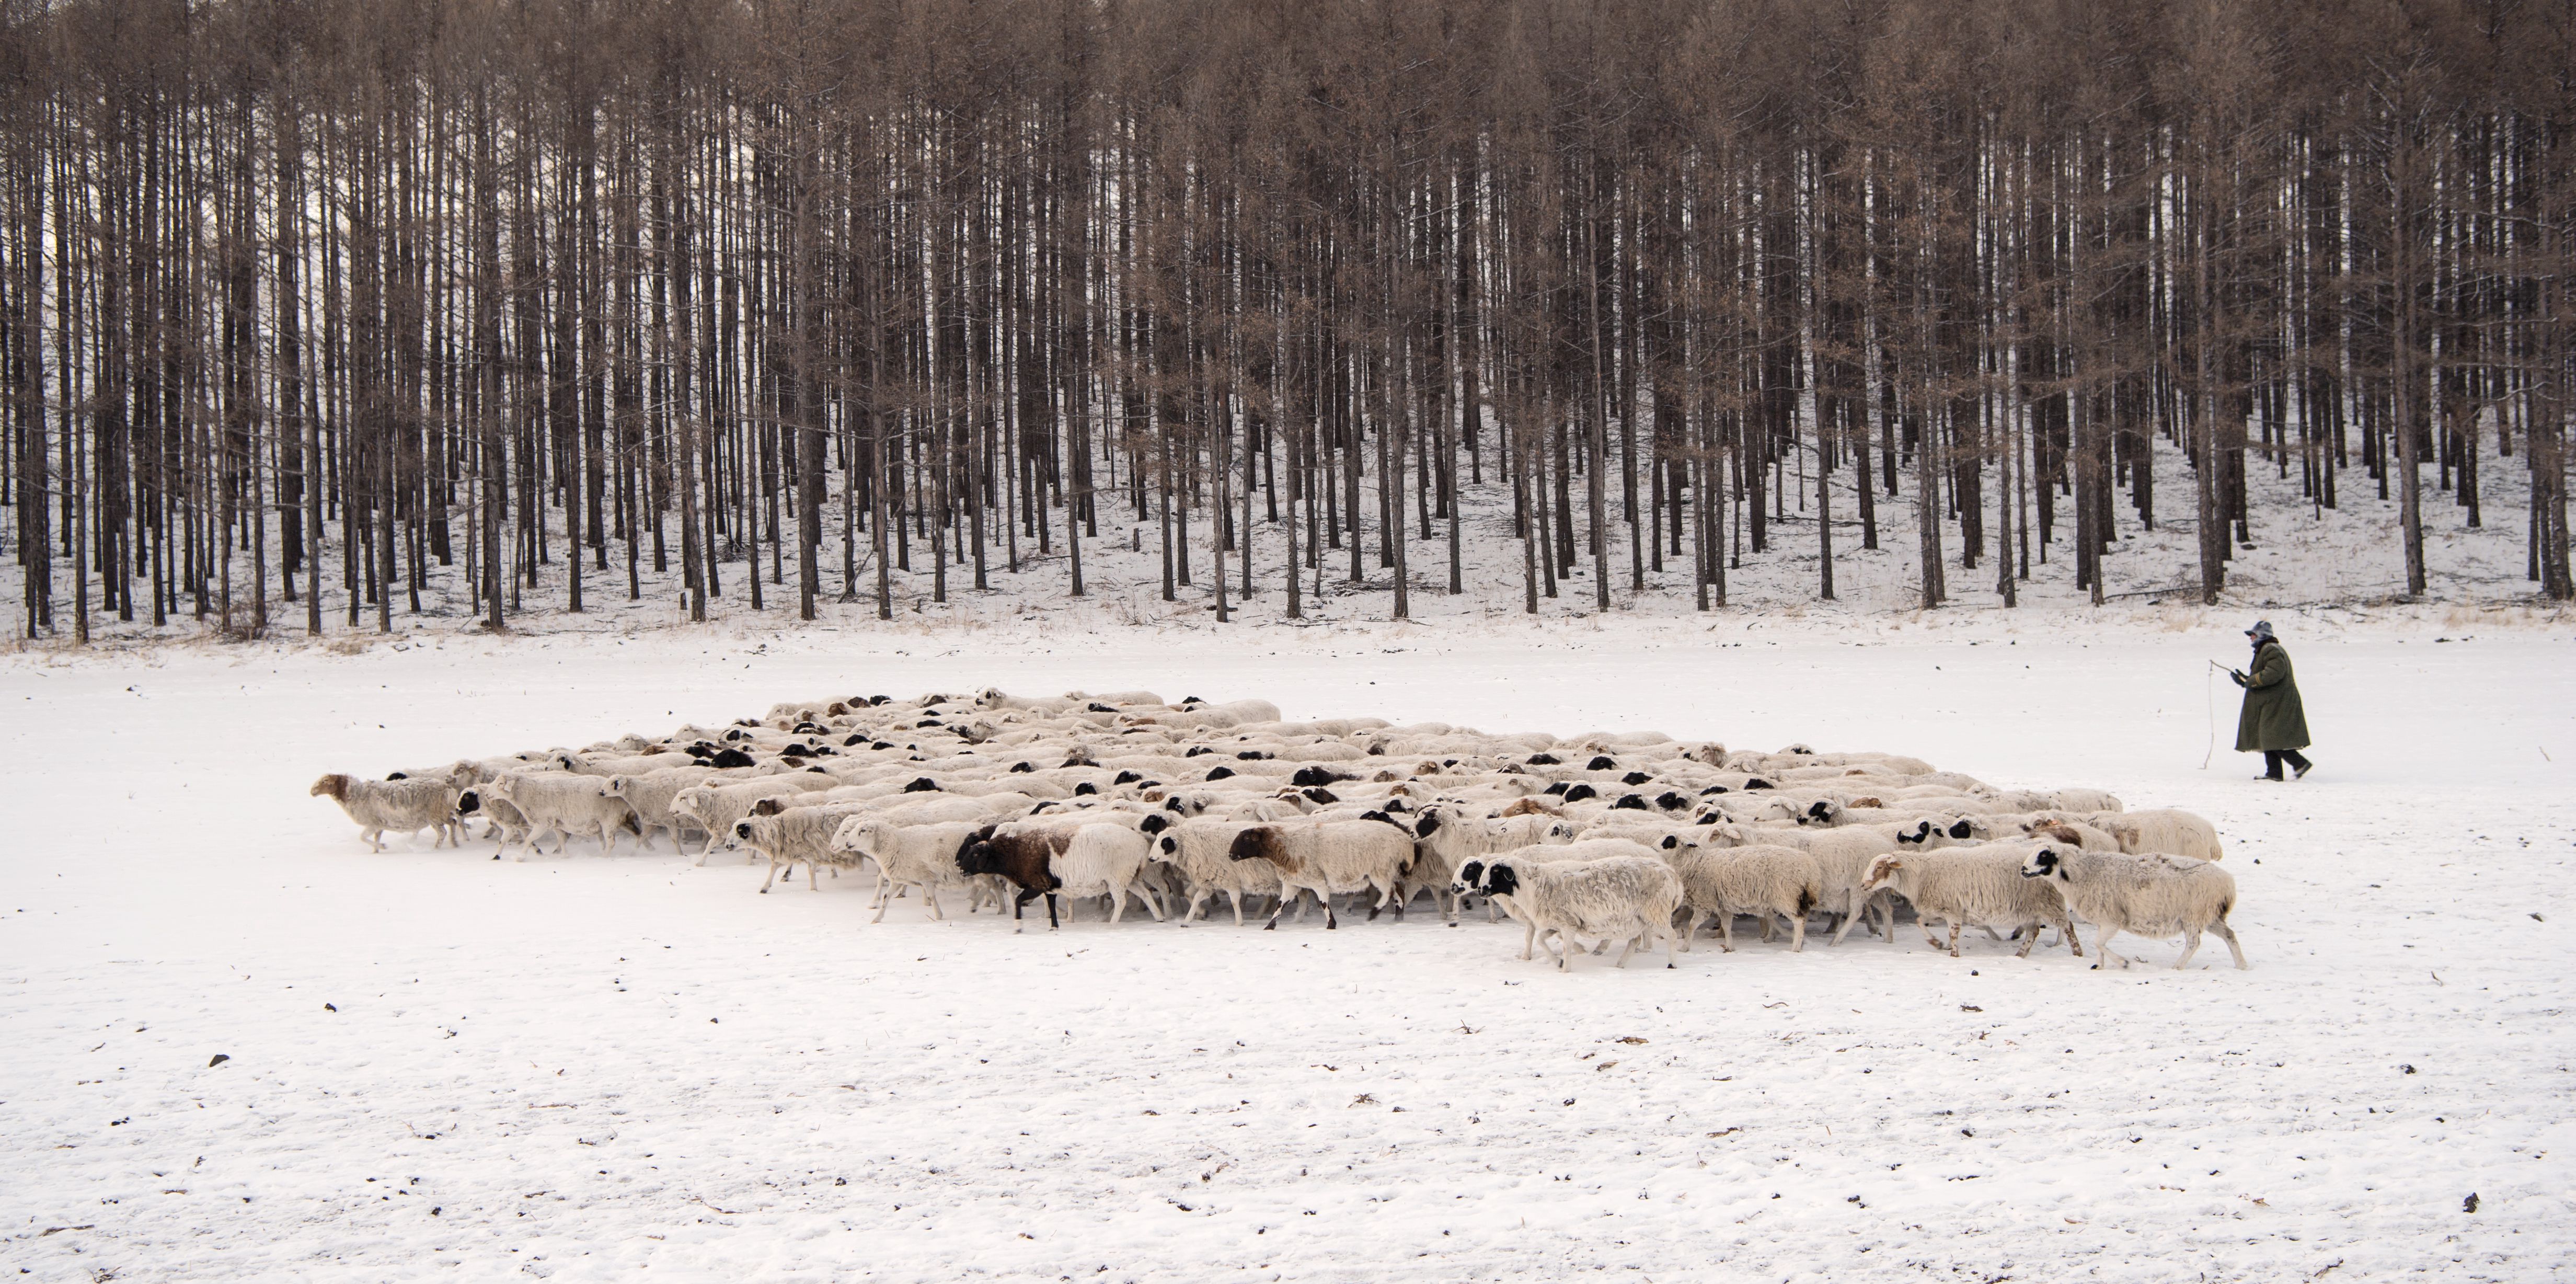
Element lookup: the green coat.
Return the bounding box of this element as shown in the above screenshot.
[2234,640,2311,752]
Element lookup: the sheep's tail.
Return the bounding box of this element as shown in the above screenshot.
[1797,886,1816,916]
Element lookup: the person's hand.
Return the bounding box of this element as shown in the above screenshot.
[2229,669,2247,686]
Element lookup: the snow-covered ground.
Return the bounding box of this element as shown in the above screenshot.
[4,613,2572,1281]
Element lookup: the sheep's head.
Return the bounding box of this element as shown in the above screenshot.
[1227,827,1287,867]
[1801,798,1843,826]
[1137,813,1170,835]
[2019,846,2065,880]
[1895,819,1934,845]
[834,819,892,856]
[956,837,1005,878]
[1859,854,1904,893]
[1449,860,1487,897]
[729,818,757,848]
[310,774,351,800]
[1155,833,1181,859]
[1562,783,1598,804]
[600,776,629,800]
[1945,815,1983,841]
[1413,807,1445,839]
[1479,861,1520,898]
[455,789,482,816]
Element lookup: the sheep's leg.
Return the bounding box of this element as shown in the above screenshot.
[2091,930,2134,970]
[2061,916,2085,958]
[2173,926,2202,970]
[1945,919,1964,958]
[2013,919,2040,959]
[808,861,822,892]
[1518,916,1539,960]
[1137,884,1166,922]
[1787,910,1807,953]
[869,880,899,923]
[1673,908,1698,954]
[1827,894,1864,946]
[1611,928,1640,969]
[760,857,785,893]
[1043,892,1059,930]
[1716,911,1737,954]
[2210,919,2249,970]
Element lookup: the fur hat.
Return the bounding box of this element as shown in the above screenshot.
[2244,620,2276,642]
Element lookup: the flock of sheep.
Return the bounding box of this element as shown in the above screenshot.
[308,687,2248,973]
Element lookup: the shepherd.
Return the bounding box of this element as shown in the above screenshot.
[2231,620,2313,781]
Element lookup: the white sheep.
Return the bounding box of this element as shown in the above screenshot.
[1408,803,1580,923]
[1149,821,1282,926]
[471,772,638,858]
[2020,846,2247,970]
[602,767,717,851]
[829,818,983,922]
[1226,819,1415,930]
[2039,809,2223,862]
[309,774,461,852]
[672,778,817,863]
[1664,841,1825,952]
[1452,839,1660,960]
[728,804,875,892]
[1050,824,1166,923]
[1459,853,1682,970]
[1859,847,2083,960]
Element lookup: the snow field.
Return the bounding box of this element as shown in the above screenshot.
[2,616,2571,1281]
